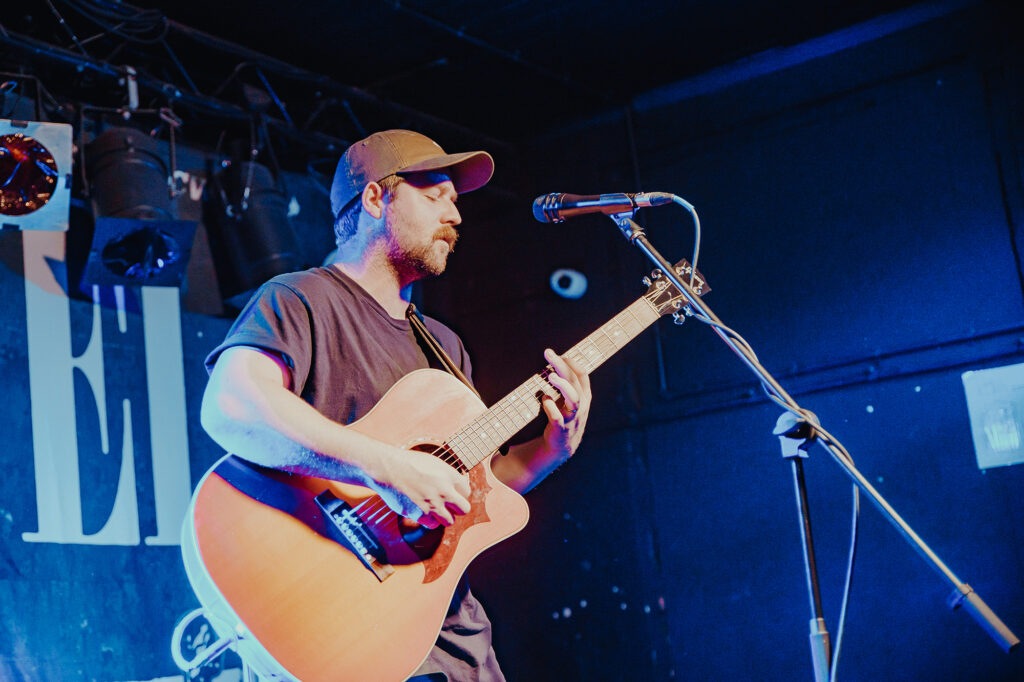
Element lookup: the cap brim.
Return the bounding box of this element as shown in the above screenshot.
[399,150,495,194]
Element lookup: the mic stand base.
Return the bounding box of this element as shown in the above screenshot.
[810,617,832,682]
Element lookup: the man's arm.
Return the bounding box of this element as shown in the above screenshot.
[490,349,592,493]
[201,346,471,527]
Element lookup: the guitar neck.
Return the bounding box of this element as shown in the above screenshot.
[447,295,663,469]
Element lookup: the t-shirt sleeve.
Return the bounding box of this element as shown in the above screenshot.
[204,281,314,392]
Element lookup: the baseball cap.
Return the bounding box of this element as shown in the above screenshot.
[330,129,495,216]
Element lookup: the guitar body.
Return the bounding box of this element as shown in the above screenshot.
[182,369,530,681]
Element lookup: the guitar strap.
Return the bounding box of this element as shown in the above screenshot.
[407,304,511,456]
[406,303,480,399]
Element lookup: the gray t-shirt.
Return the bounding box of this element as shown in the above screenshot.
[206,265,505,682]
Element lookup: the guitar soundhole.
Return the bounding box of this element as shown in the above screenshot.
[398,517,444,559]
[395,443,464,558]
[389,441,472,560]
[411,442,468,474]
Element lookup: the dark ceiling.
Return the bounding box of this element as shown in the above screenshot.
[143,0,930,140]
[2,0,931,148]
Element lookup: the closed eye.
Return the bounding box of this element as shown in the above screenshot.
[429,192,457,204]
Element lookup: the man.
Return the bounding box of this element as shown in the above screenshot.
[200,129,592,680]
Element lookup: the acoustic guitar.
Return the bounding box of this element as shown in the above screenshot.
[181,261,707,680]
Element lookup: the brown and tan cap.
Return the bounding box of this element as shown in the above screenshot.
[330,129,495,217]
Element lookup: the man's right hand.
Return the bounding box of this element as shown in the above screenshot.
[368,448,472,528]
[203,347,473,528]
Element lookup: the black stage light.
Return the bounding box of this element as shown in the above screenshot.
[206,159,301,305]
[86,126,172,220]
[82,127,195,288]
[82,217,197,287]
[0,119,72,231]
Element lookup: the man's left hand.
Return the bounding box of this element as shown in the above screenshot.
[539,348,591,458]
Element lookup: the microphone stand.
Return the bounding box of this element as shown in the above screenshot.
[606,210,1020,678]
[774,411,834,682]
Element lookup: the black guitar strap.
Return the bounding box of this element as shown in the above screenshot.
[406,303,480,399]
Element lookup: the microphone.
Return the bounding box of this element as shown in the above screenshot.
[532,192,675,223]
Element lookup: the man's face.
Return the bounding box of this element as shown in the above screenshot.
[382,170,462,281]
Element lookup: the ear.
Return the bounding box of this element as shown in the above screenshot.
[361,181,386,219]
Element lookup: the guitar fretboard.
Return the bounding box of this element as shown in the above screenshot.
[446,296,663,469]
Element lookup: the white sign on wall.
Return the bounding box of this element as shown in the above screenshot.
[962,362,1024,470]
[20,230,192,546]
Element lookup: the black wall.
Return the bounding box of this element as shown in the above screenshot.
[427,3,1024,679]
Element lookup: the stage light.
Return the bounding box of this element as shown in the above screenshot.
[81,127,196,288]
[206,159,302,305]
[82,217,197,287]
[550,268,588,299]
[86,126,172,220]
[0,119,72,231]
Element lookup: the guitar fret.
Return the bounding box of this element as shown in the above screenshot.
[491,407,515,441]
[447,433,474,466]
[451,389,537,467]
[563,300,656,375]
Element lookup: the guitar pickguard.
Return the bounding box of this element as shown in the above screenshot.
[419,465,492,583]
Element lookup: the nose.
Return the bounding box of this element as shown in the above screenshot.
[444,199,462,227]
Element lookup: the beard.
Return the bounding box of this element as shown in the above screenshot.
[390,225,459,278]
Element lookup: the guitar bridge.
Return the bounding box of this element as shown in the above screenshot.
[315,491,395,583]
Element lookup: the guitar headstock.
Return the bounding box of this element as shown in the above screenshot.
[642,259,711,319]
